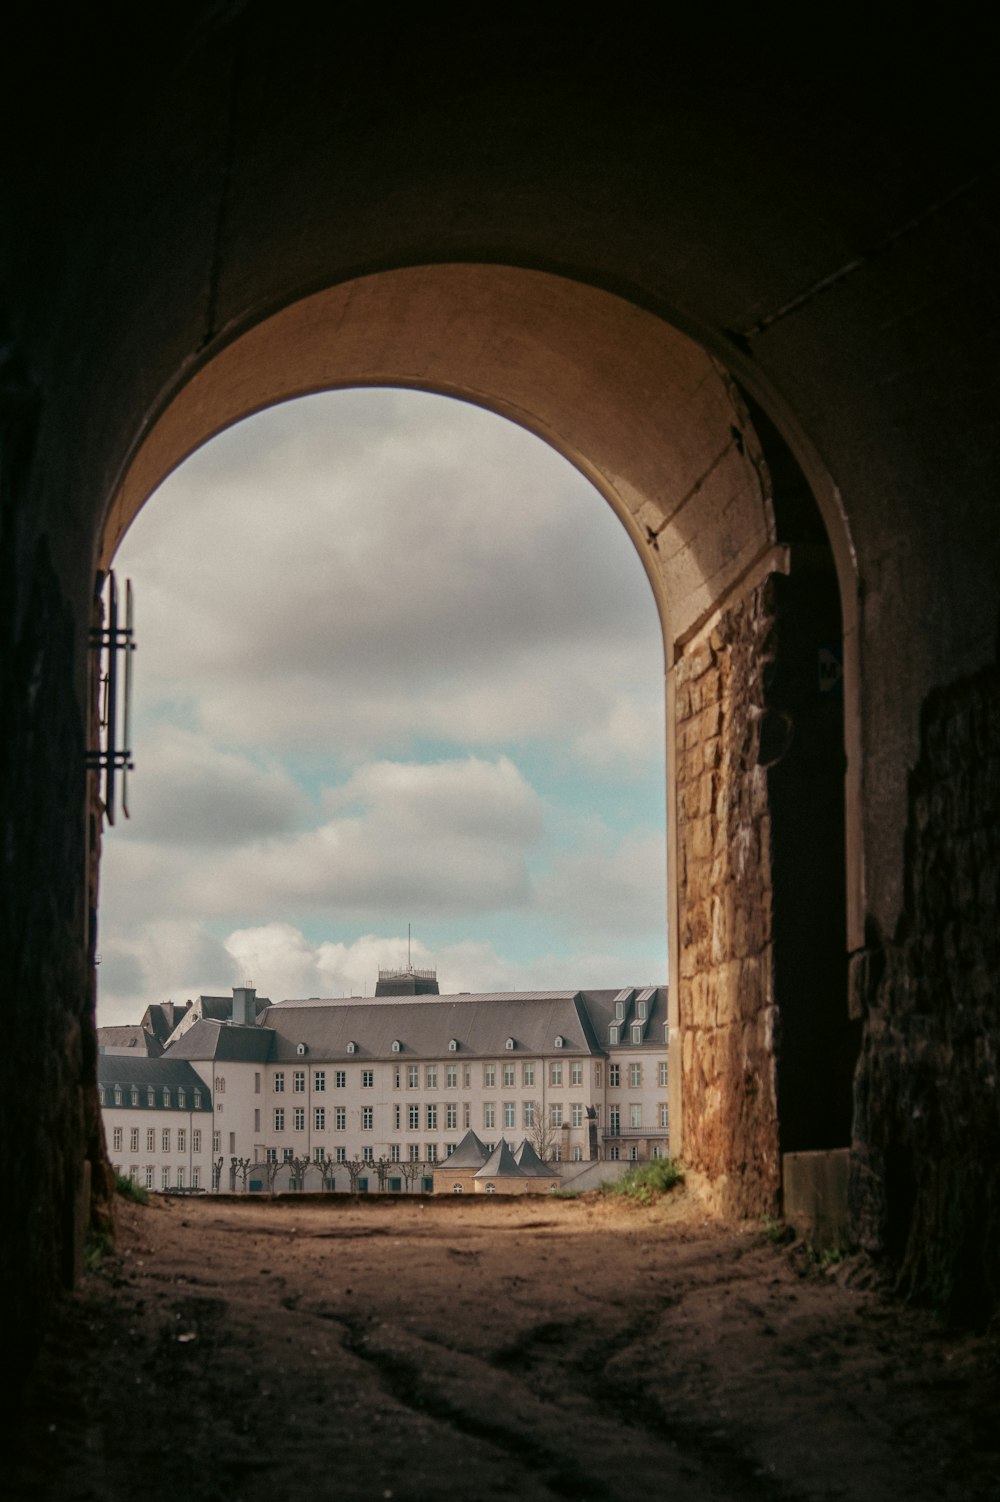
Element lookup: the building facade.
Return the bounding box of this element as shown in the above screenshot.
[98,985,669,1193]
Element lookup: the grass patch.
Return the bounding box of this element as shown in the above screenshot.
[115,1172,149,1205]
[599,1158,684,1205]
[762,1215,794,1246]
[550,1187,582,1199]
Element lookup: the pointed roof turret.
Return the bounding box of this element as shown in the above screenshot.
[445,1128,490,1168]
[475,1138,528,1179]
[513,1138,551,1176]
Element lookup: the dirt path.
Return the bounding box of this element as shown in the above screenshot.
[12,1189,999,1501]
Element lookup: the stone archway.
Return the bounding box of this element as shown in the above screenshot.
[101,263,859,1221]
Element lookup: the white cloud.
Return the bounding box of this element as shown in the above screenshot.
[535,825,667,936]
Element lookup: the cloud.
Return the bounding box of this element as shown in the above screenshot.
[535,825,667,936]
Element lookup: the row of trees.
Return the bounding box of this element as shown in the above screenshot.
[217,1153,432,1196]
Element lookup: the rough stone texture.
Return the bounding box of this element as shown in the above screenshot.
[676,567,855,1220]
[675,578,781,1217]
[853,655,1000,1319]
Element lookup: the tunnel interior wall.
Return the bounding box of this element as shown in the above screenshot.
[852,650,1000,1319]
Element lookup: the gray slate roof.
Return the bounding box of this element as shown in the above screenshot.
[444,1129,490,1168]
[513,1139,552,1176]
[97,1025,162,1057]
[258,989,665,1062]
[475,1139,528,1178]
[97,1055,212,1109]
[164,1019,274,1064]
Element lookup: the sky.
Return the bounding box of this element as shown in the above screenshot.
[96,389,667,1024]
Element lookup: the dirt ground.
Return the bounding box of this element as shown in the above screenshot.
[11,1186,1000,1502]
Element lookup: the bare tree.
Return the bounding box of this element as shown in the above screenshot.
[525,1102,558,1163]
[319,1156,339,1192]
[372,1156,392,1192]
[344,1157,367,1193]
[288,1153,314,1192]
[231,1155,253,1192]
[258,1154,285,1197]
[400,1157,425,1193]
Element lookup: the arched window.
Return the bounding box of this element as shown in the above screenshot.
[554,1035,564,1049]
[505,1037,515,1051]
[448,1039,458,1052]
[391,1040,401,1053]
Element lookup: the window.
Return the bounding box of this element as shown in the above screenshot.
[659,1061,669,1088]
[632,1023,642,1044]
[193,1090,202,1109]
[363,1145,374,1163]
[572,1146,583,1161]
[274,1109,285,1131]
[335,1070,346,1089]
[162,1129,171,1152]
[113,1127,122,1151]
[131,1088,138,1106]
[315,1146,325,1162]
[162,1088,171,1108]
[130,1127,139,1152]
[177,1087,186,1109]
[523,1101,535,1127]
[503,1062,515,1088]
[391,1040,401,1054]
[214,1077,225,1095]
[609,1025,619,1045]
[394,1104,401,1129]
[192,1129,202,1153]
[446,1065,457,1088]
[463,1103,471,1128]
[571,1061,583,1086]
[347,1042,356,1054]
[651,1144,663,1159]
[504,1102,515,1128]
[213,1130,221,1153]
[113,1085,123,1106]
[609,1064,621,1088]
[610,1145,620,1161]
[255,1072,261,1094]
[609,1107,620,1133]
[659,1103,669,1129]
[267,1148,277,1163]
[315,1107,326,1131]
[571,1103,583,1128]
[147,1088,155,1107]
[362,1106,374,1130]
[161,1167,170,1189]
[254,1108,261,1132]
[637,1000,648,1021]
[426,1104,437,1129]
[390,1143,400,1162]
[407,1065,419,1088]
[550,1062,562,1087]
[176,1168,185,1189]
[554,1035,564,1049]
[630,1103,643,1128]
[145,1165,154,1188]
[463,1065,471,1088]
[409,1144,420,1162]
[522,1062,535,1088]
[446,1103,457,1129]
[283,1148,294,1162]
[294,1108,305,1131]
[615,999,625,1021]
[550,1103,562,1127]
[393,1067,401,1088]
[335,1146,347,1163]
[426,1144,437,1162]
[505,1037,515,1051]
[335,1108,346,1130]
[483,1064,496,1088]
[315,1070,326,1092]
[293,1070,305,1092]
[362,1069,374,1088]
[274,1072,285,1093]
[551,1144,561,1161]
[426,1065,438,1089]
[448,1038,458,1052]
[629,1062,642,1088]
[484,1102,496,1129]
[177,1128,186,1152]
[229,1132,236,1154]
[192,1167,201,1188]
[630,1144,639,1161]
[97,1086,104,1106]
[408,1105,419,1129]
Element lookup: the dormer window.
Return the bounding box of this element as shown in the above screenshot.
[615,1000,625,1021]
[177,1088,186,1108]
[193,1089,202,1109]
[97,1086,104,1106]
[347,1041,356,1054]
[637,1000,647,1021]
[448,1039,458,1052]
[162,1088,170,1107]
[505,1037,515,1051]
[554,1035,564,1049]
[609,1024,619,1045]
[131,1088,139,1106]
[391,1040,401,1053]
[147,1088,155,1106]
[632,1023,642,1044]
[114,1085,122,1105]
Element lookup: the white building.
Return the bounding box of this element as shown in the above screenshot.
[98,983,669,1193]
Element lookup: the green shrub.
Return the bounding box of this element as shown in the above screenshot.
[114,1172,149,1205]
[599,1158,684,1205]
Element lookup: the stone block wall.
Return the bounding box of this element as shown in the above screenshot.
[674,577,782,1218]
[852,656,1000,1318]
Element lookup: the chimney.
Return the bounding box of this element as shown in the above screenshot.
[232,986,256,1025]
